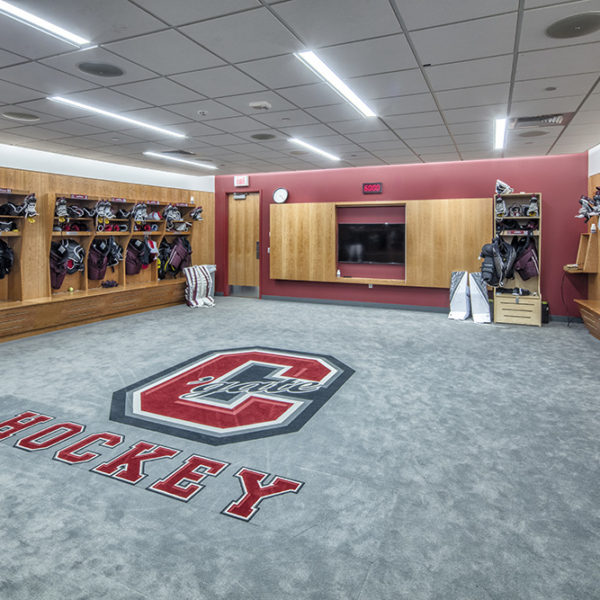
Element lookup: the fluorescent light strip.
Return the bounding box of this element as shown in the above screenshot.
[48,96,186,139]
[289,138,340,161]
[143,151,217,170]
[494,118,507,150]
[0,0,91,46]
[295,51,376,118]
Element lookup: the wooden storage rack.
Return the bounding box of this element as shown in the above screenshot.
[0,186,213,343]
[492,192,542,327]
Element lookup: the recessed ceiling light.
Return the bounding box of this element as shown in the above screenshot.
[294,51,377,118]
[48,96,186,138]
[289,138,340,161]
[494,118,507,150]
[143,151,217,170]
[78,62,124,78]
[545,12,600,38]
[1,111,40,122]
[251,133,276,140]
[0,0,93,47]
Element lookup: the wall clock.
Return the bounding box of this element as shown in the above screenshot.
[273,188,289,204]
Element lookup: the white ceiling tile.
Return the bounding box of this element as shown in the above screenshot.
[349,70,429,100]
[105,30,224,76]
[237,55,321,89]
[41,47,157,86]
[121,107,190,127]
[63,88,152,112]
[196,133,245,146]
[305,104,364,122]
[509,95,583,117]
[1,125,68,140]
[581,91,600,111]
[436,83,510,110]
[0,48,26,68]
[330,118,390,134]
[513,73,598,101]
[279,123,340,138]
[383,111,444,129]
[361,140,411,151]
[426,55,513,91]
[443,104,506,123]
[456,141,494,151]
[131,0,260,25]
[0,17,74,59]
[180,9,302,63]
[0,80,43,104]
[171,66,266,98]
[516,43,600,79]
[395,125,450,139]
[317,35,418,78]
[113,78,203,106]
[14,0,165,44]
[525,0,584,7]
[217,91,297,115]
[254,108,319,127]
[411,13,518,64]
[520,1,600,52]
[398,0,518,30]
[453,132,491,144]
[0,63,95,95]
[345,130,398,143]
[41,120,107,137]
[164,99,241,121]
[448,121,493,135]
[371,93,437,116]
[569,109,600,125]
[462,150,500,160]
[276,82,343,108]
[272,0,401,47]
[409,136,455,148]
[202,116,266,133]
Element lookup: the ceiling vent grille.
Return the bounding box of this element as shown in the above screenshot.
[509,113,574,129]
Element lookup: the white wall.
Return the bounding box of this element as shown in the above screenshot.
[0,143,214,192]
[589,143,600,177]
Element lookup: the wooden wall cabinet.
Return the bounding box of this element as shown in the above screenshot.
[270,198,492,289]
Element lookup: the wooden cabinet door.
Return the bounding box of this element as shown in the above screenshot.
[228,193,260,287]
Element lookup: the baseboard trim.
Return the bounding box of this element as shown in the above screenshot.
[260,295,448,313]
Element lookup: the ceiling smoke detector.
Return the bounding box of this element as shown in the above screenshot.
[1,111,41,122]
[78,62,124,77]
[545,12,600,39]
[249,100,272,111]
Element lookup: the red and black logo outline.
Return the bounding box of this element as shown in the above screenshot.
[110,346,354,446]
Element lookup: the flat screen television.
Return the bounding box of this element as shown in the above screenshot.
[338,223,405,265]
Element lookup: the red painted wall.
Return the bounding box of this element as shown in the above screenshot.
[215,153,588,317]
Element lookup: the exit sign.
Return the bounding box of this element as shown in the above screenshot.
[362,182,382,194]
[234,175,249,187]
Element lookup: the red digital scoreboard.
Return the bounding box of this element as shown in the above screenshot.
[362,182,382,194]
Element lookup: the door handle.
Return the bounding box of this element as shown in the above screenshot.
[256,241,260,259]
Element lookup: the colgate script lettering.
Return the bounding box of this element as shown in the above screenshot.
[181,376,322,401]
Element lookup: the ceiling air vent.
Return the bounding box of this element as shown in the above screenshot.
[509,113,574,129]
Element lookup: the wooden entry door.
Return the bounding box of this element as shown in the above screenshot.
[228,193,260,287]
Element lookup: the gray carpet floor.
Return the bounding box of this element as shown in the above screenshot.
[0,297,598,600]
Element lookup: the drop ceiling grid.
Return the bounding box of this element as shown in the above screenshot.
[0,0,596,173]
